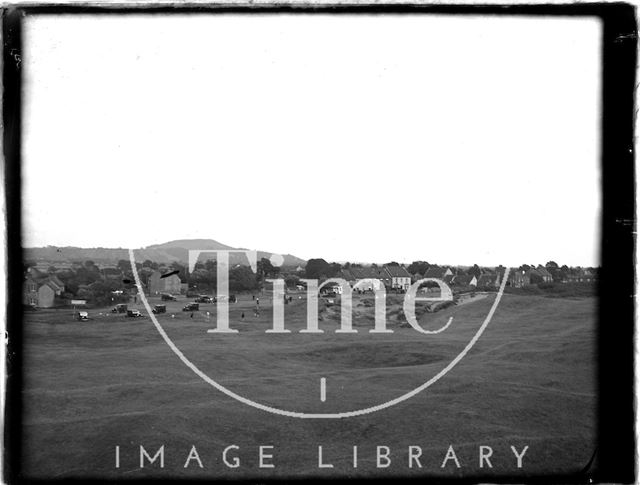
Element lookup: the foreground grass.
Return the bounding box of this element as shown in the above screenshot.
[20,293,596,479]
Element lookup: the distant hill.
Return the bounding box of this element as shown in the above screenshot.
[24,239,306,267]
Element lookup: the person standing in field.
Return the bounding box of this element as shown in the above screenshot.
[241,312,245,321]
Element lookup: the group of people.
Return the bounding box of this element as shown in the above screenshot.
[171,294,301,322]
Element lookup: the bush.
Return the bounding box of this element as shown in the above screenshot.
[505,282,596,298]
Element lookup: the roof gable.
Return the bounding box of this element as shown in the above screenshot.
[424,267,447,279]
[383,265,411,278]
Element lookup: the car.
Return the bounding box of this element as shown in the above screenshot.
[195,295,213,303]
[161,294,177,301]
[182,303,199,312]
[126,309,142,317]
[217,295,237,303]
[112,303,128,313]
[76,311,89,321]
[152,304,166,314]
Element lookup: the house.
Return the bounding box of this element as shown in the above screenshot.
[527,268,543,284]
[496,267,526,287]
[23,275,39,306]
[536,266,553,283]
[23,273,65,308]
[48,275,65,292]
[476,273,499,288]
[566,268,598,283]
[424,266,454,280]
[37,282,58,308]
[383,265,412,290]
[582,268,598,282]
[342,267,386,291]
[320,284,343,295]
[26,266,47,280]
[33,261,53,273]
[452,274,478,287]
[497,267,530,288]
[148,270,182,295]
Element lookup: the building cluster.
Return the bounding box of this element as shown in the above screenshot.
[339,265,413,292]
[23,268,66,308]
[22,258,599,308]
[324,264,598,295]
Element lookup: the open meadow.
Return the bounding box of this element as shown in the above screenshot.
[20,291,597,479]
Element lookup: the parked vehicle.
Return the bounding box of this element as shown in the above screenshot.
[217,295,237,303]
[152,304,166,314]
[161,294,177,301]
[182,303,199,312]
[76,311,89,321]
[127,309,142,317]
[195,295,214,303]
[112,303,128,313]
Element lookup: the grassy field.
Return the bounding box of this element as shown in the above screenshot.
[19,291,596,479]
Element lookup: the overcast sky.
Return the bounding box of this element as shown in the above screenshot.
[22,14,601,267]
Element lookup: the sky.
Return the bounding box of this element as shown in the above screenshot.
[22,14,601,267]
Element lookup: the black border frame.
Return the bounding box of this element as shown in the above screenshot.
[3,3,636,484]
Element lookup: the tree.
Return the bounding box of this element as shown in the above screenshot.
[117,259,130,274]
[385,261,400,267]
[546,261,559,269]
[229,266,258,291]
[305,258,331,280]
[83,280,128,306]
[284,274,300,288]
[170,262,187,283]
[204,259,217,272]
[140,267,154,286]
[407,261,430,275]
[329,262,342,276]
[257,258,276,279]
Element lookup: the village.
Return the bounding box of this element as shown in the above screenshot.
[22,255,599,311]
